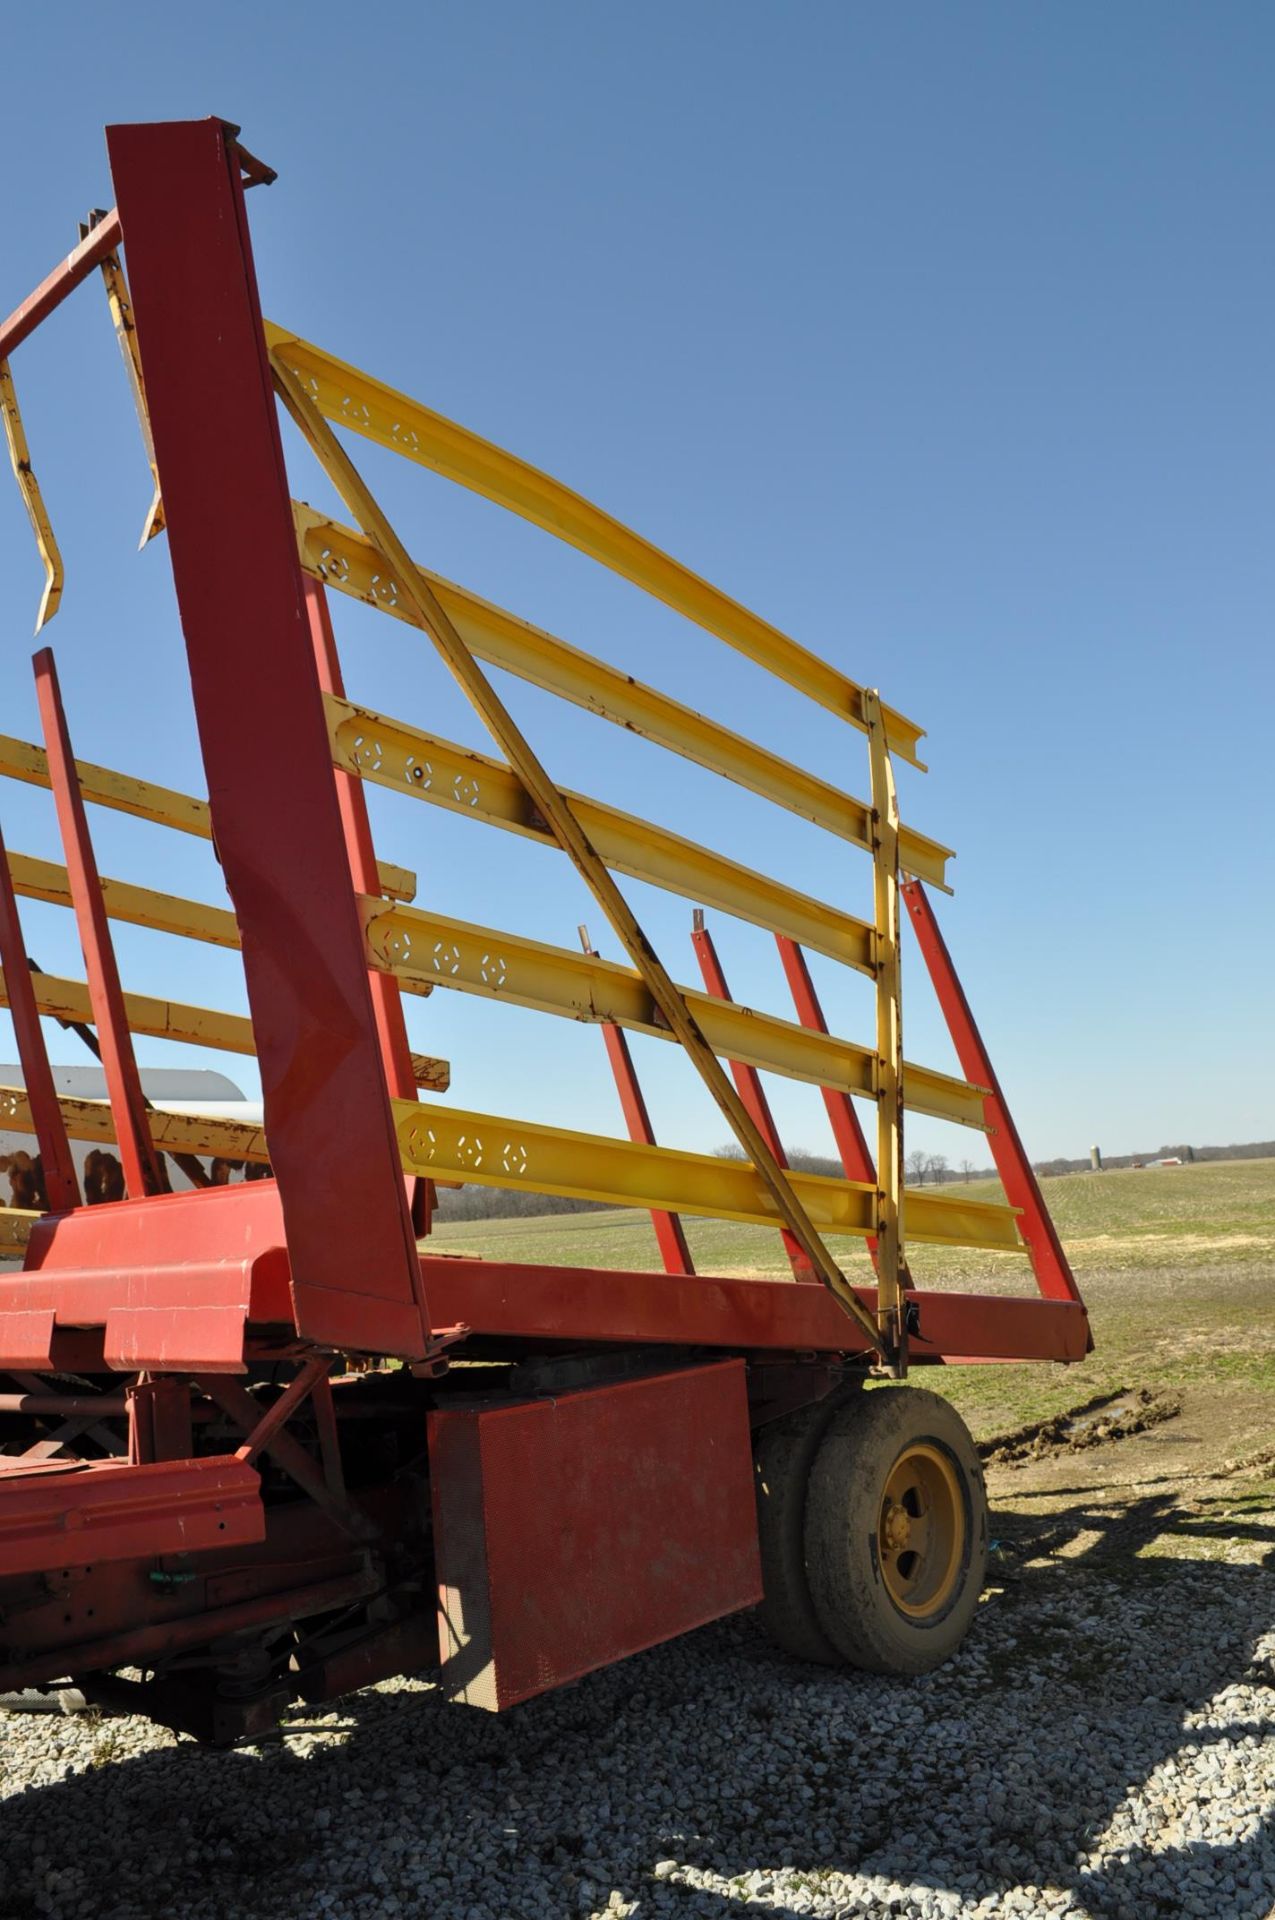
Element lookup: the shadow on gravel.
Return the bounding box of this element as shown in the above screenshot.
[1,1494,1272,1920]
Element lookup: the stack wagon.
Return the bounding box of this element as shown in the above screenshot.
[0,117,1088,1744]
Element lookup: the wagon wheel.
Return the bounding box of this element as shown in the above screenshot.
[803,1387,988,1674]
[753,1385,859,1664]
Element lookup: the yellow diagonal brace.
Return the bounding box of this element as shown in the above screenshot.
[391,1101,1020,1251]
[329,696,874,973]
[0,359,63,632]
[267,325,926,766]
[0,733,416,903]
[360,898,985,1129]
[274,356,885,1350]
[1,966,254,1057]
[297,506,952,888]
[0,1086,270,1164]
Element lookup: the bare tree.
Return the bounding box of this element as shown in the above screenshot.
[959,1158,975,1182]
[905,1148,928,1186]
[926,1153,949,1186]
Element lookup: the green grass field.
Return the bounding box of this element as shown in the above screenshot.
[430,1157,1275,1440]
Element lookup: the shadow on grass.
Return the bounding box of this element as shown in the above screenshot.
[2,1494,1272,1920]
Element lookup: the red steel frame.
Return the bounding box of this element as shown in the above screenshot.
[0,116,1089,1729]
[691,914,815,1282]
[902,880,1084,1311]
[35,648,169,1199]
[104,117,429,1358]
[0,116,1085,1377]
[581,926,694,1276]
[0,818,80,1212]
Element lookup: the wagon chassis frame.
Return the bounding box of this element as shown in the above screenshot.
[0,116,1087,1735]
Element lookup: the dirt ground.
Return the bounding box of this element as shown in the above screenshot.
[983,1379,1275,1576]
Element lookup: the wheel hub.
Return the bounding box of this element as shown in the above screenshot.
[877,1441,965,1620]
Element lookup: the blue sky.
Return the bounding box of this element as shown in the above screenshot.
[1,3,1271,1171]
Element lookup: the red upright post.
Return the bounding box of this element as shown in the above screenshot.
[0,817,81,1212]
[105,117,429,1353]
[35,649,167,1200]
[304,575,433,1234]
[901,880,1083,1307]
[580,928,693,1275]
[690,914,813,1282]
[774,934,881,1267]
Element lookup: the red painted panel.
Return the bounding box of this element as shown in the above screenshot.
[0,1309,56,1369]
[420,1257,1090,1362]
[429,1360,761,1710]
[0,1453,264,1578]
[104,117,428,1353]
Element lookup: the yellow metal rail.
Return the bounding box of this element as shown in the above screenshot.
[328,696,875,971]
[299,506,951,887]
[7,849,240,949]
[0,1085,270,1164]
[268,325,926,764]
[361,898,984,1128]
[0,1207,39,1250]
[1,966,255,1057]
[392,1100,1019,1250]
[0,733,417,903]
[866,689,906,1361]
[276,355,888,1349]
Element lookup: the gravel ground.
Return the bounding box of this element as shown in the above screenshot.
[1,1542,1272,1920]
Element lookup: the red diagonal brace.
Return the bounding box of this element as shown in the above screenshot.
[305,574,433,1235]
[691,913,813,1282]
[34,648,167,1199]
[0,818,81,1212]
[0,211,122,360]
[902,879,1084,1311]
[580,927,693,1275]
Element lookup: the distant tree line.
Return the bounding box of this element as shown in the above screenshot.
[1030,1141,1275,1177]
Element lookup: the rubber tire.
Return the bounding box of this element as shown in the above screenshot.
[804,1386,988,1676]
[753,1386,860,1664]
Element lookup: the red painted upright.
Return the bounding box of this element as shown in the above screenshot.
[104,117,429,1354]
[902,880,1085,1311]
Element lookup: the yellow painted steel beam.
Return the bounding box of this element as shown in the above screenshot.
[866,689,905,1364]
[2,966,254,1058]
[360,897,985,1129]
[0,954,450,1094]
[410,1053,451,1093]
[0,1207,39,1249]
[0,1086,270,1165]
[267,325,927,766]
[7,849,240,949]
[0,733,417,904]
[392,1100,1020,1251]
[297,505,952,890]
[329,696,875,972]
[0,359,63,632]
[275,356,885,1349]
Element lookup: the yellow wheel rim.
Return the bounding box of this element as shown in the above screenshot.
[877,1442,965,1620]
